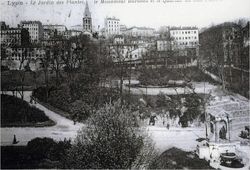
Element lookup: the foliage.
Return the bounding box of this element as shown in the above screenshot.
[64,102,156,169]
[27,137,71,162]
[33,85,120,122]
[149,147,213,169]
[155,93,204,127]
[139,66,218,86]
[1,138,71,169]
[1,94,50,126]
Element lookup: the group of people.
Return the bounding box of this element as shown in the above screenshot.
[148,113,170,129]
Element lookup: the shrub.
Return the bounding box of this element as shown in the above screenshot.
[27,137,71,162]
[1,94,50,126]
[64,102,156,169]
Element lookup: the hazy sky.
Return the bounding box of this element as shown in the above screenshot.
[0,0,250,30]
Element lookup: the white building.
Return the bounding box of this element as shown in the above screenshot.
[169,27,199,49]
[125,27,155,37]
[21,21,43,43]
[105,17,120,37]
[120,24,127,34]
[113,35,124,44]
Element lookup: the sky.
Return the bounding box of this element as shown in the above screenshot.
[0,0,250,30]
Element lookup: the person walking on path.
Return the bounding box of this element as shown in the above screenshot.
[12,135,19,144]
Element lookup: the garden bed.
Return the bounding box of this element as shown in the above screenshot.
[1,94,55,127]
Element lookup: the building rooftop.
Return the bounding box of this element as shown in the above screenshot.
[114,35,124,38]
[170,26,198,30]
[43,24,66,27]
[106,17,120,21]
[127,26,155,31]
[84,1,91,18]
[21,21,42,25]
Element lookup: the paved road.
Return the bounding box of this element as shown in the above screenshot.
[1,91,84,146]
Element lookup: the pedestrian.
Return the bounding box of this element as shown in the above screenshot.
[12,134,19,144]
[30,96,33,104]
[162,114,166,126]
[149,114,157,126]
[167,123,170,129]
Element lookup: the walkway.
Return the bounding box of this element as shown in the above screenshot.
[1,91,84,146]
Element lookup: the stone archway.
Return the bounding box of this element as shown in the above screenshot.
[218,120,228,140]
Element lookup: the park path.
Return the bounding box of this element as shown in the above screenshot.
[1,91,206,153]
[123,80,217,95]
[1,91,84,146]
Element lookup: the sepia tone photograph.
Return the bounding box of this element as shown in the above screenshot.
[0,0,250,169]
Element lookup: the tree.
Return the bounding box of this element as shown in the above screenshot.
[40,48,51,102]
[64,101,156,169]
[51,44,64,85]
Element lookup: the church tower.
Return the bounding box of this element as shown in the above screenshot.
[83,1,92,32]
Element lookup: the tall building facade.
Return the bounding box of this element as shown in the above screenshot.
[0,22,29,46]
[170,27,199,49]
[83,1,92,32]
[105,17,120,37]
[43,24,67,35]
[21,21,43,43]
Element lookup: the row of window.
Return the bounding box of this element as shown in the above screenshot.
[1,30,21,34]
[113,54,138,59]
[23,23,40,27]
[107,29,120,32]
[1,35,21,38]
[171,30,197,35]
[108,24,119,28]
[26,27,39,31]
[10,56,42,60]
[176,41,198,45]
[108,21,119,24]
[174,36,197,40]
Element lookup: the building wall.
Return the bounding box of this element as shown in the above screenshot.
[109,44,146,62]
[1,27,29,46]
[156,40,171,51]
[105,17,120,37]
[43,25,67,35]
[125,27,155,37]
[6,47,45,61]
[170,28,199,49]
[83,17,92,32]
[21,21,43,43]
[1,29,22,45]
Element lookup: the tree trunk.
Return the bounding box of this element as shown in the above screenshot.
[119,62,124,106]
